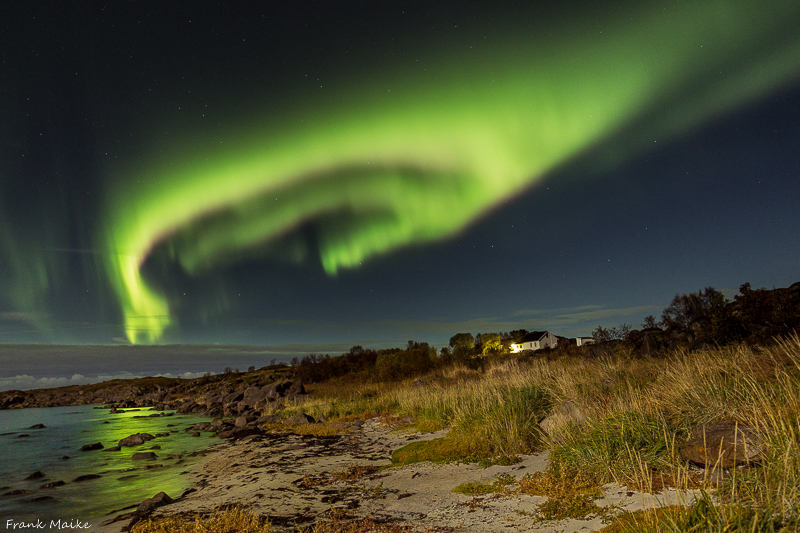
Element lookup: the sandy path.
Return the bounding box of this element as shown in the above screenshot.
[100,419,698,532]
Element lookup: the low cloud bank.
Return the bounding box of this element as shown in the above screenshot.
[0,370,212,392]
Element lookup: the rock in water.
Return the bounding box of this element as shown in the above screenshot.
[131,452,158,460]
[79,442,104,451]
[73,474,102,482]
[118,433,155,447]
[136,491,173,513]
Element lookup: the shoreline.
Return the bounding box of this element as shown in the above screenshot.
[100,418,700,533]
[0,404,220,531]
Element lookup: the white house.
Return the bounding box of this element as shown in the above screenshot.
[575,337,594,347]
[510,331,559,353]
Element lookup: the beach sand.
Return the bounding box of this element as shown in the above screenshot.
[100,418,698,532]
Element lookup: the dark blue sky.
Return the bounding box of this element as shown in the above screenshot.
[1,0,799,368]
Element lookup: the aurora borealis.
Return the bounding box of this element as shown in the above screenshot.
[2,1,800,358]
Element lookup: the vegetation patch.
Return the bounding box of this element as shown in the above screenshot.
[519,470,602,500]
[130,506,270,533]
[390,436,484,466]
[518,471,615,523]
[535,494,615,523]
[548,410,678,491]
[331,464,379,483]
[599,494,800,533]
[306,516,436,533]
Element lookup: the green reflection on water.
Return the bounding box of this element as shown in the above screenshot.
[0,405,217,529]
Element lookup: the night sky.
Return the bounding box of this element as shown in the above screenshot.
[2,1,799,383]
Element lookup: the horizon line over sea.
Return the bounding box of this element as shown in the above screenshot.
[0,343,326,392]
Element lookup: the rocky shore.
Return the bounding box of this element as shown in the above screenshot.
[0,366,305,426]
[98,417,699,533]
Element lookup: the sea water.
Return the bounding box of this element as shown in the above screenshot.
[0,405,217,530]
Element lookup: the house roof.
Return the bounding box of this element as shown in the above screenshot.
[515,331,550,343]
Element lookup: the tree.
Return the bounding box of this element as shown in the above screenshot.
[449,333,475,355]
[661,287,726,344]
[508,329,529,343]
[479,333,505,356]
[642,315,660,330]
[592,324,631,343]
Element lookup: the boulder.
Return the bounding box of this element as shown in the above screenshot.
[285,380,307,401]
[237,386,269,410]
[131,452,158,460]
[136,491,173,513]
[210,418,227,428]
[119,433,155,447]
[221,391,244,405]
[27,495,55,503]
[176,401,198,414]
[539,400,586,437]
[205,405,224,418]
[218,427,262,440]
[3,489,33,496]
[28,423,46,429]
[285,412,316,425]
[73,474,102,482]
[257,414,280,425]
[679,422,766,468]
[79,442,104,451]
[24,471,45,480]
[104,446,121,452]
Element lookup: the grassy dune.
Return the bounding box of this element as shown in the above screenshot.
[133,336,800,532]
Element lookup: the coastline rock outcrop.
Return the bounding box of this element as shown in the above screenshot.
[0,364,304,416]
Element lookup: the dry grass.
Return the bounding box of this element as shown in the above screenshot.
[519,470,602,500]
[130,506,270,533]
[291,337,800,507]
[143,337,800,532]
[331,464,379,482]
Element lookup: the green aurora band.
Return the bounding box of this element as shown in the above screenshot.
[103,1,800,344]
